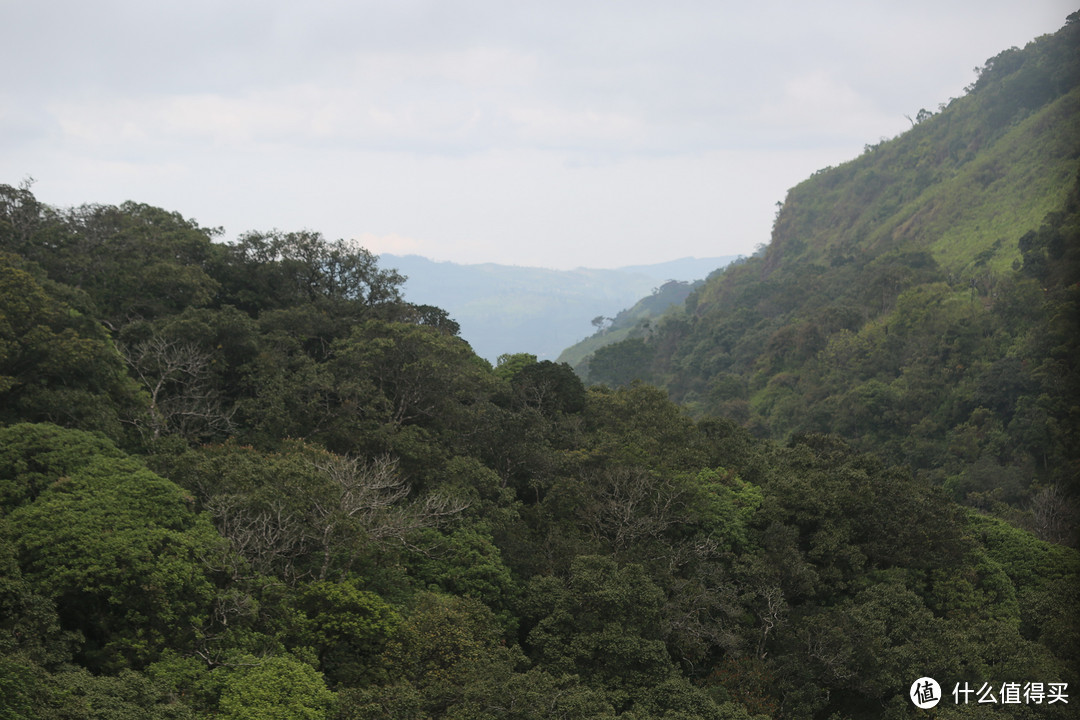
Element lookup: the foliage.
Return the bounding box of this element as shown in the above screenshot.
[218,654,334,720]
[2,198,222,325]
[522,555,675,705]
[0,17,1077,719]
[559,278,706,369]
[573,16,1080,533]
[0,254,138,438]
[3,425,223,672]
[294,579,401,687]
[219,230,404,315]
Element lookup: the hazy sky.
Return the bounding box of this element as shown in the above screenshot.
[1,1,1073,269]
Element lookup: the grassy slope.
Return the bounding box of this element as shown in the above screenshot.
[690,19,1078,312]
[891,88,1079,271]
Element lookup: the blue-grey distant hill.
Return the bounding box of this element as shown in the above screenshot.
[379,254,738,362]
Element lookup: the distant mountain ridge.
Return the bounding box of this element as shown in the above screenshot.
[380,253,737,362]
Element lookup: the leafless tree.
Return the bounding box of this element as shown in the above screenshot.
[582,466,689,552]
[662,571,744,664]
[206,495,311,582]
[121,334,235,441]
[1030,484,1079,546]
[753,583,787,660]
[313,454,470,579]
[802,622,855,681]
[206,452,469,584]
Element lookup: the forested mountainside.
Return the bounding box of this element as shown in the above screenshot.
[1,17,1078,720]
[558,277,711,369]
[578,14,1080,535]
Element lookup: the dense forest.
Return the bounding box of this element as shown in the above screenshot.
[1,14,1078,720]
[577,14,1080,542]
[557,278,707,370]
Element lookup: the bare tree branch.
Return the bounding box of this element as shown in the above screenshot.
[120,334,235,442]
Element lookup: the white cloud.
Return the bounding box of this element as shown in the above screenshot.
[754,71,908,146]
[506,105,648,150]
[2,0,1076,269]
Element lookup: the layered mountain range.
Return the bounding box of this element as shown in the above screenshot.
[383,254,736,362]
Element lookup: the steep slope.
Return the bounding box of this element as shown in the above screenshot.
[762,19,1080,275]
[558,276,719,369]
[577,14,1080,526]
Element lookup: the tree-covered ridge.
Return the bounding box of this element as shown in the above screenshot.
[1,16,1078,720]
[576,15,1080,538]
[1,187,1077,720]
[557,277,709,370]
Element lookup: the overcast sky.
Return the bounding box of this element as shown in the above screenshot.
[1,1,1074,269]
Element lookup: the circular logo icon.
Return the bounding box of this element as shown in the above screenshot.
[910,677,942,709]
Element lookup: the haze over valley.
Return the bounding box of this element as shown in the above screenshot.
[383,253,737,361]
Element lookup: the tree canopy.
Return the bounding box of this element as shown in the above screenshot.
[1,16,1078,720]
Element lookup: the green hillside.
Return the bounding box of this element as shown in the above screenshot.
[1,15,1078,720]
[578,15,1080,528]
[557,277,713,369]
[760,21,1080,275]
